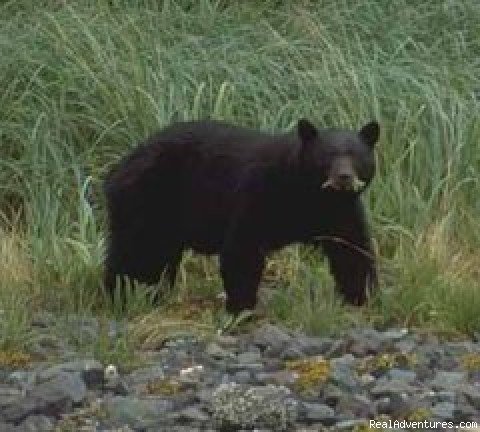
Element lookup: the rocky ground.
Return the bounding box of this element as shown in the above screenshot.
[0,313,479,431]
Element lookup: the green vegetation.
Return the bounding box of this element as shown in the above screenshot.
[1,0,479,356]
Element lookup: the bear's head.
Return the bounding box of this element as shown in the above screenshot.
[297,119,380,194]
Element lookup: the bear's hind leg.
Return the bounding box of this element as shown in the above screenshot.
[104,226,182,304]
[104,243,165,305]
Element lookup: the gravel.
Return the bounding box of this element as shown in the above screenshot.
[1,317,479,431]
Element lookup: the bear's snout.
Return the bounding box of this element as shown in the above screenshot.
[336,172,354,188]
[322,156,360,191]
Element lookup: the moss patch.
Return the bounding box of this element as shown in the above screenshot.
[0,350,32,368]
[357,352,417,374]
[405,407,431,422]
[285,356,330,391]
[461,353,480,372]
[144,378,183,396]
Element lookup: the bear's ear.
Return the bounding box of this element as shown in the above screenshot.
[359,121,380,148]
[297,118,318,143]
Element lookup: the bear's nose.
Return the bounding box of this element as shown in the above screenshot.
[337,173,353,183]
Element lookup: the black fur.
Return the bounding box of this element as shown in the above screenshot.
[104,119,379,312]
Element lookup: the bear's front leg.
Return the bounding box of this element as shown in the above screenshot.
[220,242,266,314]
[320,199,377,305]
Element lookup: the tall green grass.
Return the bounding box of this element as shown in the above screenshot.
[1,0,479,347]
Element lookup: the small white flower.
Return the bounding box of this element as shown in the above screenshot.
[179,364,204,377]
[104,364,118,381]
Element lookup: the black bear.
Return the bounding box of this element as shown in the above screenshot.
[104,119,379,313]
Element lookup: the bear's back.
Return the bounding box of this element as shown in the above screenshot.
[140,120,298,192]
[105,120,299,252]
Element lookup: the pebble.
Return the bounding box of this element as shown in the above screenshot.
[300,402,335,424]
[386,368,416,383]
[0,321,479,430]
[251,323,293,355]
[236,349,261,364]
[431,401,455,419]
[330,355,359,391]
[430,371,466,390]
[1,371,87,424]
[460,385,480,410]
[205,342,234,360]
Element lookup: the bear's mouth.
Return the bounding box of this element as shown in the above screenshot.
[321,177,365,192]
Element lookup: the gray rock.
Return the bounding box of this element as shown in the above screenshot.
[359,373,375,386]
[347,328,408,357]
[322,383,345,407]
[126,365,165,386]
[431,402,455,420]
[206,342,235,360]
[430,371,465,391]
[370,379,414,399]
[211,382,297,431]
[324,339,347,358]
[213,334,239,348]
[2,324,479,431]
[105,396,174,429]
[415,363,435,382]
[334,419,369,429]
[453,394,478,421]
[347,328,385,356]
[196,388,214,405]
[47,372,87,405]
[255,370,298,386]
[1,372,86,424]
[0,385,24,405]
[295,335,333,357]
[423,346,458,370]
[280,345,306,361]
[39,359,96,376]
[394,338,417,354]
[220,373,232,385]
[39,359,103,390]
[280,335,333,361]
[251,324,293,355]
[469,370,480,385]
[374,393,416,417]
[460,384,480,410]
[381,328,409,341]
[336,394,375,418]
[444,341,474,357]
[233,370,251,384]
[237,349,261,364]
[226,363,265,373]
[374,397,392,414]
[386,368,416,383]
[104,376,130,396]
[300,402,335,424]
[435,391,455,403]
[330,355,359,391]
[8,372,37,392]
[0,421,17,432]
[17,415,54,432]
[173,405,210,423]
[331,354,355,367]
